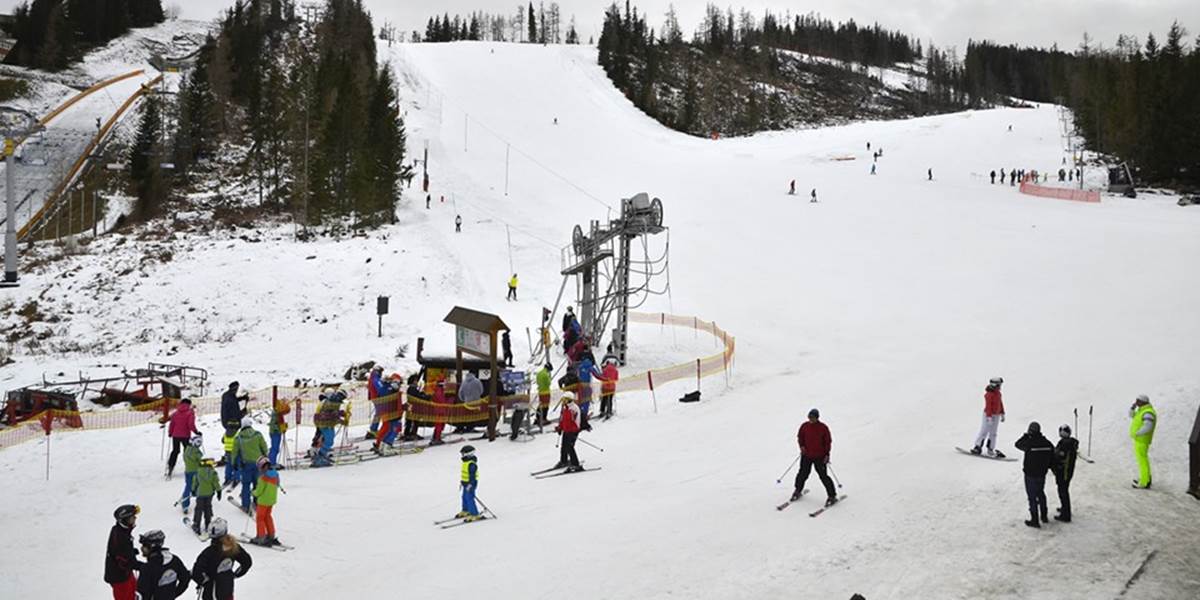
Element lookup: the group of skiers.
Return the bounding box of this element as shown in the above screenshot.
[988,168,1056,186]
[965,377,1159,528]
[163,388,286,546]
[106,504,252,600]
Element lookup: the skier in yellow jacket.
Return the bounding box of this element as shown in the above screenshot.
[1130,394,1157,489]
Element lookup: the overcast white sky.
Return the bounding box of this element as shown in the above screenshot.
[3,0,1198,51]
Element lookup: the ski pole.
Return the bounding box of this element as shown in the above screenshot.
[475,495,498,519]
[776,454,801,484]
[578,436,605,452]
[828,463,844,489]
[1087,405,1093,457]
[1073,408,1078,439]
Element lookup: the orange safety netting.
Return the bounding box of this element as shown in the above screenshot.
[1019,181,1101,204]
[0,312,735,450]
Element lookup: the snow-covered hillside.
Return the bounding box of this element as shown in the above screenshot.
[1,40,1199,600]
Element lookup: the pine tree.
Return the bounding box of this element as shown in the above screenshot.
[527,3,537,44]
[129,94,165,219]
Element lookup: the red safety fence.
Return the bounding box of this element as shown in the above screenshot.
[0,311,735,452]
[1019,181,1101,204]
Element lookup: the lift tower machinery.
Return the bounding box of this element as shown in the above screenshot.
[560,193,666,366]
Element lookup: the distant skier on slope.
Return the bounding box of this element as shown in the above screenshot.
[789,180,796,195]
[810,188,818,203]
[990,170,996,184]
[970,377,1006,458]
[793,408,838,507]
[455,215,462,233]
[1015,422,1054,528]
[1000,168,1006,184]
[507,274,519,301]
[1051,425,1078,522]
[928,168,933,181]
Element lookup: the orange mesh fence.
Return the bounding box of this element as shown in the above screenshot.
[1019,181,1101,204]
[0,312,734,450]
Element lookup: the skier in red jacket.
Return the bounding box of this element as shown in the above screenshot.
[554,395,583,472]
[970,377,1006,458]
[793,408,838,506]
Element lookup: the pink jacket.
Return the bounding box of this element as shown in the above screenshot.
[168,403,198,439]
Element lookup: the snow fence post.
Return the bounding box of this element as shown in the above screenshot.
[41,409,52,481]
[294,395,303,466]
[696,358,701,395]
[160,398,170,461]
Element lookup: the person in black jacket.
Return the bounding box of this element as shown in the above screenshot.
[105,504,143,600]
[136,530,191,599]
[220,382,245,437]
[1052,424,1079,522]
[192,518,252,600]
[1015,422,1055,528]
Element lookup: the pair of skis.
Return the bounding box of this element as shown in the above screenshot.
[529,464,601,479]
[434,514,491,529]
[777,490,848,517]
[237,535,294,551]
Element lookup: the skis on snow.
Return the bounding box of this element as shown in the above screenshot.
[529,462,585,477]
[954,447,1017,462]
[776,489,809,511]
[533,467,601,479]
[808,495,847,518]
[439,515,490,529]
[237,535,294,551]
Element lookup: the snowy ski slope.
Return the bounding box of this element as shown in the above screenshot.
[1,41,1199,599]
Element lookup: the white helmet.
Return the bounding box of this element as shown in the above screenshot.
[209,517,228,538]
[240,416,253,428]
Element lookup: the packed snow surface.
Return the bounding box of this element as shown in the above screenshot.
[1,41,1199,599]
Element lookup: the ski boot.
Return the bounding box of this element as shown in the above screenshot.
[455,511,470,518]
[969,446,982,455]
[790,489,803,502]
[428,439,445,447]
[464,514,482,522]
[993,450,1006,459]
[565,465,583,473]
[267,536,282,547]
[1053,514,1071,523]
[1024,519,1041,529]
[824,496,839,508]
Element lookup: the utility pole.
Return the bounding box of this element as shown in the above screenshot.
[2,107,42,286]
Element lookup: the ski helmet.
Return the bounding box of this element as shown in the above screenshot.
[209,517,228,538]
[240,416,253,428]
[138,530,166,551]
[989,377,1004,385]
[371,364,384,373]
[460,445,476,455]
[256,456,270,470]
[200,458,216,468]
[113,504,140,525]
[1135,394,1150,404]
[1059,424,1072,438]
[1028,421,1041,434]
[808,408,820,419]
[190,434,203,447]
[229,381,239,390]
